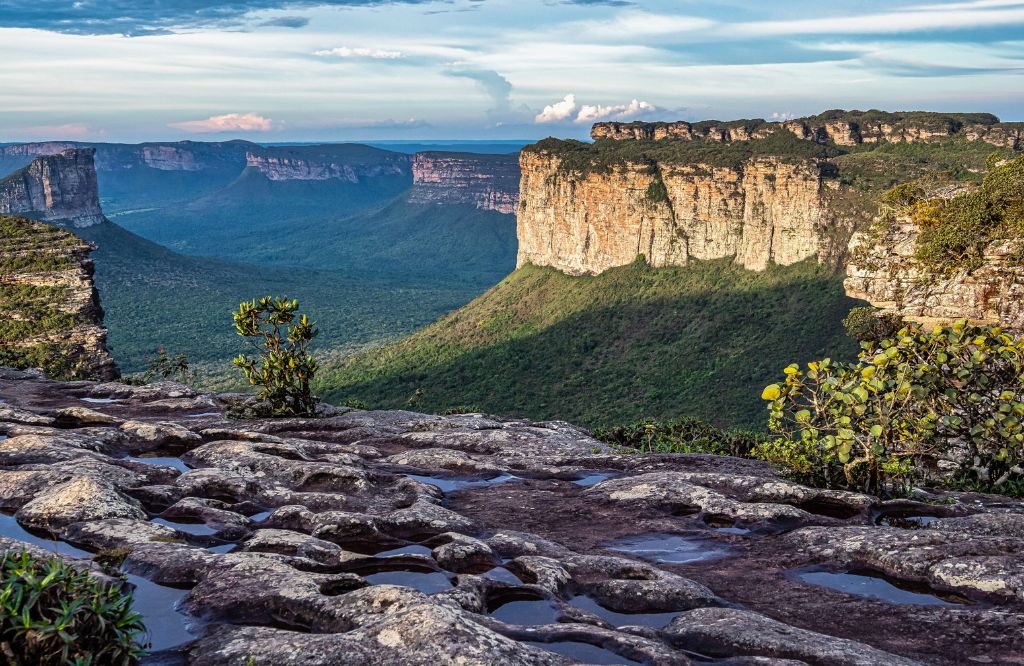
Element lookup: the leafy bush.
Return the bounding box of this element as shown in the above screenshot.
[842,306,904,344]
[232,297,318,416]
[595,417,767,457]
[762,321,1024,494]
[0,550,146,665]
[141,348,192,384]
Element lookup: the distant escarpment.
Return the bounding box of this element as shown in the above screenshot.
[846,154,1024,329]
[407,152,520,214]
[520,110,1020,276]
[0,216,117,380]
[0,149,104,228]
[245,145,411,182]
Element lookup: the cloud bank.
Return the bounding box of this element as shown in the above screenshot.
[535,94,657,124]
[168,113,275,133]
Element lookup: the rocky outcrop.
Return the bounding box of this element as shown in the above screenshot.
[0,374,1021,664]
[844,217,1024,329]
[0,217,118,380]
[407,152,520,214]
[593,111,1022,150]
[245,146,411,182]
[517,150,843,274]
[0,149,104,228]
[0,141,253,174]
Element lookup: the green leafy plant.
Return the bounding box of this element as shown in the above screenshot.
[842,306,904,344]
[232,297,318,416]
[0,550,146,665]
[141,347,193,384]
[595,417,767,457]
[762,320,1024,494]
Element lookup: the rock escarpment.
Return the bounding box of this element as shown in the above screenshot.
[0,141,252,174]
[517,149,842,274]
[592,110,1022,149]
[407,152,520,214]
[0,218,117,379]
[0,149,104,228]
[0,374,1022,664]
[245,146,411,182]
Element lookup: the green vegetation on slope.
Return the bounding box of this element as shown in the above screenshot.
[320,259,861,429]
[73,221,492,380]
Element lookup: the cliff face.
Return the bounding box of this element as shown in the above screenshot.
[517,150,842,274]
[245,146,411,182]
[0,149,104,228]
[407,152,520,214]
[0,141,252,173]
[0,216,118,380]
[592,111,1022,149]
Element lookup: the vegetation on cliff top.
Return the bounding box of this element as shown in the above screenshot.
[318,259,860,429]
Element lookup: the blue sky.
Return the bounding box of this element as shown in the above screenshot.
[0,0,1022,142]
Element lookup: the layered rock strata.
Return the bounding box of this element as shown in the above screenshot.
[0,218,118,379]
[517,150,841,274]
[0,149,104,228]
[408,152,520,214]
[0,373,1021,664]
[245,147,411,182]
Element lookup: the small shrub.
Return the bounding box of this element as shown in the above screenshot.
[142,347,193,384]
[232,297,318,417]
[595,417,767,458]
[842,306,904,343]
[343,397,369,410]
[762,320,1024,494]
[881,183,925,211]
[0,550,146,665]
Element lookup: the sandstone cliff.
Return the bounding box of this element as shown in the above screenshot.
[245,145,411,182]
[0,216,118,379]
[592,110,1022,149]
[517,149,843,274]
[0,140,252,173]
[0,149,104,228]
[407,152,520,214]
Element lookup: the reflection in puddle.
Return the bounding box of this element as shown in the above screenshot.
[206,544,236,554]
[248,511,273,523]
[125,574,198,650]
[376,544,433,557]
[876,514,939,529]
[489,598,560,625]
[569,595,679,629]
[404,473,517,493]
[608,533,730,564]
[481,566,522,584]
[796,569,967,606]
[572,473,616,487]
[186,412,220,419]
[81,397,120,404]
[127,455,190,474]
[715,526,750,535]
[0,435,7,442]
[525,641,641,665]
[363,570,453,594]
[151,517,218,536]
[0,513,91,558]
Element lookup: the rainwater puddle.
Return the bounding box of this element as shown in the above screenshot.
[127,455,190,474]
[0,435,7,442]
[525,641,641,665]
[876,514,939,529]
[363,570,453,594]
[489,597,560,625]
[248,511,273,523]
[125,574,198,650]
[481,566,522,584]
[572,473,617,487]
[0,513,91,558]
[206,544,236,554]
[376,544,433,557]
[404,473,517,493]
[795,569,967,606]
[151,517,218,536]
[715,526,751,535]
[608,533,730,564]
[81,397,121,404]
[569,595,679,629]
[185,412,220,419]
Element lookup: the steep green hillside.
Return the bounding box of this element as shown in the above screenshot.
[320,259,862,429]
[73,221,489,378]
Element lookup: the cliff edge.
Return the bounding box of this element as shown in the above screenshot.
[0,148,105,228]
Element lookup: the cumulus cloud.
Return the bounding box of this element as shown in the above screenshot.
[535,95,657,124]
[447,68,514,114]
[314,47,404,59]
[535,94,578,123]
[168,113,275,133]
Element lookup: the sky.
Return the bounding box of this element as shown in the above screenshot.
[0,0,1022,142]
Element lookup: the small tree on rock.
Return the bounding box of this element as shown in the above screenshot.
[233,297,318,416]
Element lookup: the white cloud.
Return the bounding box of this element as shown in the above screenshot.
[534,94,577,123]
[732,7,1024,36]
[576,98,656,124]
[314,47,404,59]
[168,113,275,133]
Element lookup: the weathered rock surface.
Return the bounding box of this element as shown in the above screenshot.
[0,216,118,380]
[408,152,520,214]
[245,146,411,182]
[0,149,104,227]
[0,373,1021,665]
